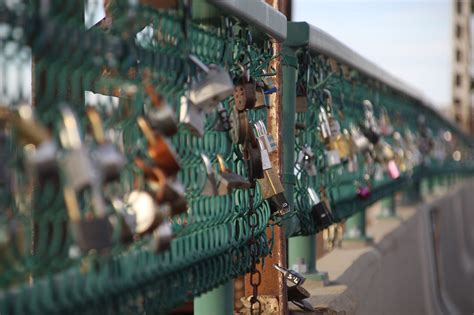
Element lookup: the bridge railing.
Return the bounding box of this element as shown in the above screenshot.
[0,1,473,314]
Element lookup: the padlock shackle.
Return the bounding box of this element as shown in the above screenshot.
[86,107,106,145]
[137,116,157,147]
[216,154,228,173]
[60,107,83,150]
[188,54,210,73]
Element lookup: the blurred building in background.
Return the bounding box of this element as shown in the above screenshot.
[452,0,474,133]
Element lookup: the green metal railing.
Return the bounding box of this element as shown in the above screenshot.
[0,2,473,314]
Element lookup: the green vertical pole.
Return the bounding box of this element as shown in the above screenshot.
[194,280,234,315]
[378,195,397,219]
[402,180,422,204]
[343,209,371,242]
[283,22,328,283]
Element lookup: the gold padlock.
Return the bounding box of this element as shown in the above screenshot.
[258,168,290,217]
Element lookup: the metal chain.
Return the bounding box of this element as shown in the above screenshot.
[246,147,262,315]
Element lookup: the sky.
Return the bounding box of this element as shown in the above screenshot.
[293,0,453,109]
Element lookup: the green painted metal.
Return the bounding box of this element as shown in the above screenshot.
[378,195,397,219]
[194,280,234,315]
[343,210,370,241]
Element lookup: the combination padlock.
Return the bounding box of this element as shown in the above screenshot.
[273,264,306,286]
[86,107,125,183]
[216,154,251,195]
[137,116,181,176]
[188,54,234,112]
[234,64,256,111]
[179,95,205,137]
[143,81,178,137]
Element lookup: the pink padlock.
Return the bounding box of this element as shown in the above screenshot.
[387,160,400,179]
[357,185,371,199]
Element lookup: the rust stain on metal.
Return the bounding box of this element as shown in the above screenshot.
[244,1,288,314]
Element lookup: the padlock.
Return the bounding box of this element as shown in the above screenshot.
[135,158,188,216]
[287,285,310,302]
[258,167,290,217]
[59,108,113,252]
[234,64,256,111]
[273,264,306,286]
[212,102,231,132]
[188,54,234,111]
[245,145,265,181]
[201,154,218,196]
[179,95,205,137]
[143,82,178,137]
[137,116,181,176]
[323,90,350,161]
[308,187,333,231]
[387,160,400,179]
[86,107,125,183]
[150,221,173,253]
[378,107,393,136]
[296,145,317,176]
[255,86,268,109]
[229,107,251,145]
[361,100,380,144]
[356,183,371,199]
[350,124,370,153]
[216,154,251,195]
[325,149,341,167]
[262,71,277,94]
[2,105,59,178]
[126,190,163,236]
[296,95,308,113]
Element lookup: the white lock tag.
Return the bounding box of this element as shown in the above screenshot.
[325,149,340,166]
[258,138,272,170]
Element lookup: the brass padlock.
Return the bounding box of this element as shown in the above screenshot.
[1,105,59,179]
[234,64,256,111]
[323,90,350,162]
[258,167,290,217]
[143,81,178,137]
[188,54,234,111]
[216,154,251,195]
[137,116,180,176]
[179,95,205,137]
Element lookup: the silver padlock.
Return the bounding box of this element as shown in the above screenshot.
[325,149,341,167]
[188,54,234,112]
[201,153,218,196]
[86,107,125,183]
[296,145,317,176]
[143,81,179,137]
[126,190,163,236]
[179,95,205,137]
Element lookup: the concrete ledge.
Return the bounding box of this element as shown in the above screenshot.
[290,181,474,314]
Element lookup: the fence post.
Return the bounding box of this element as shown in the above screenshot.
[378,194,397,219]
[194,281,234,315]
[343,209,371,244]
